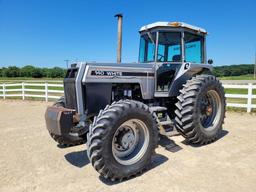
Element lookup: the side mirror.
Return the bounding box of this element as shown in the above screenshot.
[208,59,213,64]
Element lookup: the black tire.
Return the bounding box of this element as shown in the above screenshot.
[87,100,158,181]
[50,133,86,147]
[175,75,226,145]
[50,97,87,147]
[53,96,65,107]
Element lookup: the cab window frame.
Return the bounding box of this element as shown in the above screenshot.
[138,28,206,64]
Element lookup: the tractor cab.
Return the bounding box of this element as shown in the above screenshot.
[139,22,208,93]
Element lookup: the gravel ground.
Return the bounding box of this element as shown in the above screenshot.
[0,100,256,192]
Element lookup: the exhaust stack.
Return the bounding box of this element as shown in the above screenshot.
[115,14,123,63]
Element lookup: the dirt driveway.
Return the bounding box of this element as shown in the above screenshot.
[0,100,256,192]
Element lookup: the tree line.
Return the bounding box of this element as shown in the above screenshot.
[213,64,254,77]
[0,64,254,78]
[0,65,66,78]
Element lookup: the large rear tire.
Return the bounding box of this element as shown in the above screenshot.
[49,97,88,147]
[175,75,226,144]
[87,100,158,181]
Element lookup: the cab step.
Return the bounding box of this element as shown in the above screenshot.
[150,106,180,137]
[159,120,173,126]
[159,120,180,137]
[149,106,167,112]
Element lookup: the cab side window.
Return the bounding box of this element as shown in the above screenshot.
[184,32,204,63]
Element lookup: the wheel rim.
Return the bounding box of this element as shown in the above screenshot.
[112,119,149,165]
[199,90,222,131]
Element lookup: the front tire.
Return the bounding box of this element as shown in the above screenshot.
[175,75,226,144]
[87,100,158,181]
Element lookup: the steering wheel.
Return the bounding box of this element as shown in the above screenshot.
[157,54,164,62]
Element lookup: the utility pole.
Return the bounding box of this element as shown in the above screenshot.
[64,59,69,69]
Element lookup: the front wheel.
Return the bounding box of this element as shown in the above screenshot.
[87,100,158,181]
[175,75,226,144]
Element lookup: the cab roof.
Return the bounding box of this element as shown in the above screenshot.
[139,22,207,34]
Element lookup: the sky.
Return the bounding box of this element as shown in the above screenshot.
[0,0,255,68]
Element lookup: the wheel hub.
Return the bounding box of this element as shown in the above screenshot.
[199,90,222,130]
[114,126,137,151]
[121,131,135,149]
[206,105,213,115]
[112,119,149,165]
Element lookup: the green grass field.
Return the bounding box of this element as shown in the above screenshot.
[0,77,63,82]
[219,74,255,80]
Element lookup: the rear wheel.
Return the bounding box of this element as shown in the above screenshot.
[87,100,158,181]
[49,97,88,147]
[175,75,226,144]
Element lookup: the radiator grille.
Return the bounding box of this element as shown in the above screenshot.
[63,68,79,110]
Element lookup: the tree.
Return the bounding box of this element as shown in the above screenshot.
[4,66,20,77]
[49,67,66,78]
[20,65,35,77]
[31,68,44,78]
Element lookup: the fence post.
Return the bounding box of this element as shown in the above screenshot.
[45,81,48,102]
[247,83,253,113]
[3,83,6,99]
[22,82,25,100]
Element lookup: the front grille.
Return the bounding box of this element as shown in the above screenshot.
[64,67,79,111]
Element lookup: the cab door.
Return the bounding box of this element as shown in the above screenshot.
[154,32,182,97]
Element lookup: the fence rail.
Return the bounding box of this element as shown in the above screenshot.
[223,83,256,113]
[0,82,255,112]
[0,82,64,102]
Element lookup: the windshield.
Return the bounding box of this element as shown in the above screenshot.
[139,32,156,63]
[157,32,182,62]
[139,32,182,63]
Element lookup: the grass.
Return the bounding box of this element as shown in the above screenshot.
[220,74,255,80]
[225,88,256,95]
[0,77,63,82]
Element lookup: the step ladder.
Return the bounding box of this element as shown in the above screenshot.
[149,106,180,137]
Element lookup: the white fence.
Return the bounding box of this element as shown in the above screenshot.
[223,83,256,113]
[0,82,255,112]
[0,82,64,102]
